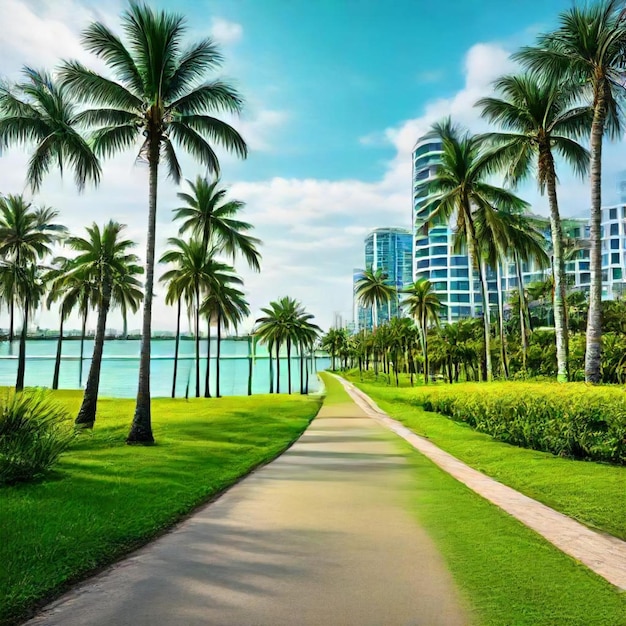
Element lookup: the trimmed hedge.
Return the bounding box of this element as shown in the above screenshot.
[402,383,626,464]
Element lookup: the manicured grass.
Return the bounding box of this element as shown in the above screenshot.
[0,392,321,626]
[395,436,626,626]
[344,372,626,541]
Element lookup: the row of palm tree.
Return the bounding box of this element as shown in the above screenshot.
[354,0,625,385]
[0,4,251,443]
[255,297,322,395]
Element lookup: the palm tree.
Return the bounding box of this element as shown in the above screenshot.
[3,262,47,391]
[403,279,443,384]
[200,280,249,398]
[0,67,101,193]
[160,271,188,398]
[0,195,66,341]
[514,0,626,382]
[47,260,90,390]
[355,268,396,329]
[174,176,261,271]
[69,222,142,427]
[58,4,247,442]
[421,119,527,381]
[477,73,591,381]
[160,238,236,398]
[255,302,284,393]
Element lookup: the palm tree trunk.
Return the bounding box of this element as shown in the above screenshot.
[194,289,200,398]
[514,251,529,368]
[15,301,28,392]
[421,312,428,385]
[585,94,606,384]
[305,346,310,394]
[248,335,253,396]
[9,299,14,343]
[275,342,281,393]
[543,149,569,382]
[203,316,211,398]
[76,282,112,427]
[52,315,64,390]
[269,346,274,393]
[216,311,222,398]
[171,297,181,398]
[79,307,87,387]
[127,136,159,444]
[467,214,492,380]
[299,342,304,394]
[496,262,509,379]
[287,337,292,394]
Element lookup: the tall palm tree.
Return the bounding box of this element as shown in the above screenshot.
[174,176,261,271]
[0,67,101,192]
[46,259,90,390]
[297,316,321,394]
[160,238,236,398]
[255,302,284,393]
[200,280,249,398]
[403,279,443,384]
[421,118,527,381]
[355,268,396,329]
[160,271,189,398]
[0,195,66,341]
[69,222,142,427]
[514,0,626,383]
[477,73,591,381]
[59,4,248,441]
[4,262,47,391]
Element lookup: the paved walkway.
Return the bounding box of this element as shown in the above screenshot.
[338,375,626,591]
[26,397,468,625]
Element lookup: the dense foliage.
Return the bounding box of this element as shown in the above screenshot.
[0,391,75,485]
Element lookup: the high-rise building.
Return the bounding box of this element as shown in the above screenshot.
[354,228,412,331]
[411,132,626,322]
[412,135,488,322]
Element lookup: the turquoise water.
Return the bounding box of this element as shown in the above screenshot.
[0,339,329,398]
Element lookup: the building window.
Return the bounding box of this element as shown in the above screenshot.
[450,280,469,290]
[610,208,618,220]
[613,268,623,280]
[611,223,619,236]
[602,270,609,282]
[430,235,447,244]
[416,237,428,247]
[579,261,590,270]
[509,277,518,288]
[451,256,468,267]
[611,238,620,250]
[430,269,447,278]
[431,245,448,255]
[580,272,590,284]
[449,293,470,303]
[417,259,429,269]
[450,267,468,278]
[612,252,621,264]
[432,281,447,291]
[602,253,609,265]
[431,257,447,267]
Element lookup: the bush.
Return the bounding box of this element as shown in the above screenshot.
[0,391,75,485]
[402,382,626,464]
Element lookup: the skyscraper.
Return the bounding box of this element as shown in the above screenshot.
[354,227,412,331]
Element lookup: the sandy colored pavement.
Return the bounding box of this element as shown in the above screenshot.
[25,400,468,626]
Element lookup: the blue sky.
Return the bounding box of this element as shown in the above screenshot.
[0,0,624,332]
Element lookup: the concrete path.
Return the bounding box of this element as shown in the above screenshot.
[26,399,468,625]
[338,376,626,591]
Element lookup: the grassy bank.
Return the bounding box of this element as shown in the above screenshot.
[1,392,321,626]
[342,372,626,541]
[325,373,626,624]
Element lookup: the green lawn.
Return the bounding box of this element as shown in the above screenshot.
[0,392,321,626]
[343,372,626,541]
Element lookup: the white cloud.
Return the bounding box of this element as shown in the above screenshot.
[210,17,243,45]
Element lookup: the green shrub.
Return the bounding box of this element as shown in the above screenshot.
[0,391,75,485]
[400,382,626,464]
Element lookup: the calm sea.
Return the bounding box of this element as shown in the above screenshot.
[0,339,330,398]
